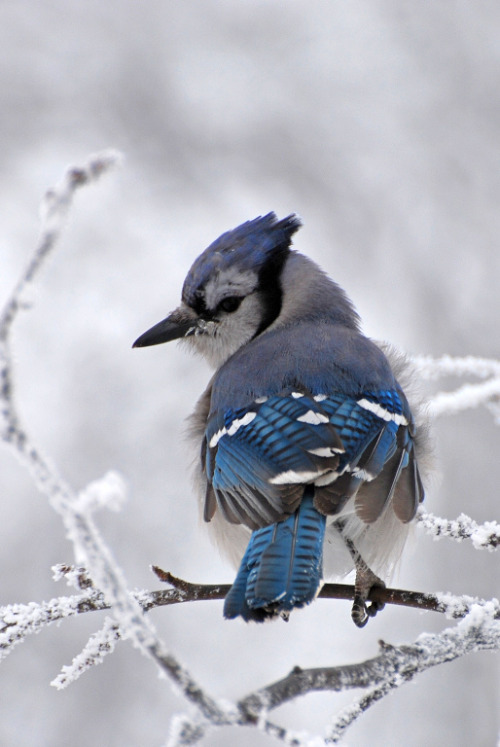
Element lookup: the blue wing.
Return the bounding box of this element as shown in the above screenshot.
[204,386,423,530]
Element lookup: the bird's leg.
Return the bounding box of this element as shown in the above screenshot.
[335,520,386,627]
[350,543,386,628]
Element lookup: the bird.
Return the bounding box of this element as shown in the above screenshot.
[133,213,427,627]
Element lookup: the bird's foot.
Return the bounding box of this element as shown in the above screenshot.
[351,565,386,629]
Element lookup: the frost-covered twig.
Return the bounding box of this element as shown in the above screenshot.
[1,152,121,499]
[0,151,122,346]
[411,354,500,418]
[417,507,500,550]
[324,600,500,742]
[0,591,105,662]
[326,676,399,743]
[167,602,500,744]
[1,565,491,667]
[0,153,160,656]
[234,600,500,744]
[0,154,227,728]
[51,616,120,690]
[166,709,302,747]
[412,354,500,381]
[428,377,500,418]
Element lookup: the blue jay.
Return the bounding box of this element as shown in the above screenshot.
[134,214,425,627]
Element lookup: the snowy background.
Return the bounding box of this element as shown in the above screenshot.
[1,2,499,745]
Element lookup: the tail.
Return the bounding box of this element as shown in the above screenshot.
[223,489,326,622]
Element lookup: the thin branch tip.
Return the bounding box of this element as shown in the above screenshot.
[152,565,172,583]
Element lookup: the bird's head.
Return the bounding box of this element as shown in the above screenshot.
[133,213,302,368]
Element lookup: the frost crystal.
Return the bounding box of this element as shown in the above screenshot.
[51,617,120,689]
[75,470,127,513]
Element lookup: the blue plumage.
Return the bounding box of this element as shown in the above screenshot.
[205,381,418,619]
[224,490,325,621]
[134,212,426,626]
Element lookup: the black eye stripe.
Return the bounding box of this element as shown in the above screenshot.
[218,296,242,313]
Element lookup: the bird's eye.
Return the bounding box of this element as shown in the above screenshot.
[219,296,242,313]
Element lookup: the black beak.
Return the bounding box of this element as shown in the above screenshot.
[132,308,198,348]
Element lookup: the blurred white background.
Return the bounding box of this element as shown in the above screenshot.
[0,2,499,745]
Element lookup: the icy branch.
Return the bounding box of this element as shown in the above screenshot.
[412,354,500,418]
[0,150,122,355]
[325,600,500,742]
[3,581,496,743]
[0,153,226,730]
[163,600,500,744]
[428,378,500,418]
[413,354,500,381]
[0,591,104,662]
[417,508,500,550]
[51,616,120,690]
[0,151,123,505]
[0,567,488,670]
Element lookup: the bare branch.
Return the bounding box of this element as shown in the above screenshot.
[151,568,479,617]
[150,567,452,615]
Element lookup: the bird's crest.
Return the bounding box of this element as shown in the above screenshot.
[182,213,301,308]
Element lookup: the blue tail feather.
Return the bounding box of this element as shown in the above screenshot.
[223,491,326,621]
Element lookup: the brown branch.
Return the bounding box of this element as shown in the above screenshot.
[3,573,498,746]
[149,566,459,617]
[3,566,475,663]
[48,565,479,620]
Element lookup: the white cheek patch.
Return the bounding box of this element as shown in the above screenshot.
[356,398,408,426]
[193,292,263,370]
